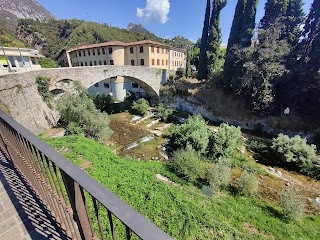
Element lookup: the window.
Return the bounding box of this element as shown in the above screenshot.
[81,62,83,66]
[132,83,139,88]
[94,83,99,87]
[131,60,135,66]
[140,46,143,53]
[151,46,154,53]
[162,59,164,65]
[83,51,86,56]
[152,59,155,65]
[157,47,159,53]
[140,59,144,66]
[94,61,97,65]
[130,47,134,54]
[102,48,105,54]
[166,49,168,54]
[90,61,92,66]
[88,50,91,56]
[93,49,95,55]
[99,60,102,65]
[157,59,160,65]
[85,62,88,66]
[110,60,114,65]
[162,48,164,54]
[108,47,112,54]
[79,51,82,57]
[104,83,110,88]
[166,60,168,65]
[104,60,107,65]
[97,49,100,55]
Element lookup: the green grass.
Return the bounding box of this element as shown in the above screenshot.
[43,135,320,240]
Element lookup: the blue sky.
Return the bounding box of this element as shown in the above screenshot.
[38,0,313,44]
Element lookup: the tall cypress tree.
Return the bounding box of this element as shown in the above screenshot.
[198,0,211,80]
[207,0,227,77]
[260,0,289,30]
[302,0,320,74]
[223,0,258,89]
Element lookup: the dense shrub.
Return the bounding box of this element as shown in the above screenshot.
[208,123,243,160]
[271,134,320,178]
[36,76,53,107]
[157,103,174,122]
[247,138,272,159]
[171,146,206,183]
[176,68,185,78]
[207,158,231,191]
[92,94,114,113]
[281,185,304,221]
[38,57,59,68]
[235,171,259,196]
[57,82,112,143]
[169,115,210,153]
[66,122,84,135]
[131,98,149,116]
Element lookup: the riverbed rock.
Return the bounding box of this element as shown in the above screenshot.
[276,170,282,177]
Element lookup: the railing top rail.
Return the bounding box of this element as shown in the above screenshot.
[0,110,172,240]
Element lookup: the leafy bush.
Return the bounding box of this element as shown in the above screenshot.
[281,185,304,221]
[38,57,59,68]
[171,146,206,183]
[66,122,84,135]
[131,98,149,116]
[208,123,243,160]
[36,76,53,107]
[176,68,185,78]
[271,134,320,178]
[247,138,272,159]
[157,103,174,122]
[235,171,259,196]
[207,158,231,191]
[92,94,114,113]
[169,115,210,153]
[57,82,112,143]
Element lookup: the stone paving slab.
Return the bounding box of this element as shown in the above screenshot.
[0,151,69,240]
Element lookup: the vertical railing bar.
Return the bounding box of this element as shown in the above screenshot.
[126,226,132,240]
[79,186,96,238]
[91,196,106,240]
[44,156,75,239]
[107,210,116,240]
[52,164,80,239]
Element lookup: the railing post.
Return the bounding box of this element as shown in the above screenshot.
[60,170,95,240]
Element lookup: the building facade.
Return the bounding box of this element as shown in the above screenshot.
[58,40,186,101]
[0,47,43,75]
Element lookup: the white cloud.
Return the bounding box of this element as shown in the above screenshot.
[136,0,170,24]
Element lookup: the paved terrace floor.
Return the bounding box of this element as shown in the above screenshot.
[0,150,69,240]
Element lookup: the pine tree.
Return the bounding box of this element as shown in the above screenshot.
[198,0,211,80]
[207,0,227,78]
[302,0,320,74]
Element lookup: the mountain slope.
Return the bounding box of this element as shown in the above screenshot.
[0,0,54,30]
[127,23,153,35]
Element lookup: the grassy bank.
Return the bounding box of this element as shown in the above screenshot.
[43,135,320,239]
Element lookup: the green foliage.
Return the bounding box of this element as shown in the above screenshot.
[0,22,25,47]
[235,171,259,196]
[176,68,185,78]
[207,157,231,191]
[157,103,174,122]
[66,122,84,135]
[169,115,210,153]
[92,94,114,113]
[271,134,320,178]
[38,57,59,68]
[35,76,53,107]
[247,138,272,160]
[57,83,112,143]
[281,185,304,221]
[42,135,320,239]
[197,0,211,80]
[208,123,243,160]
[160,85,189,98]
[131,98,149,116]
[171,146,206,183]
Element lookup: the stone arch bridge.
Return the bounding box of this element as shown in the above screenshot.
[1,65,167,105]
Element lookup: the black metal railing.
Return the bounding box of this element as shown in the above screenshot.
[0,109,172,240]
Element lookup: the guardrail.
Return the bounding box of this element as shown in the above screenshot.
[0,109,172,240]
